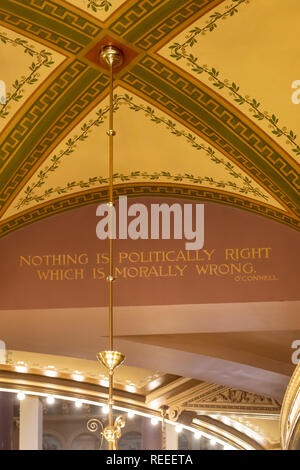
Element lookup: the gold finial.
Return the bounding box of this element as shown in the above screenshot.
[99,45,123,68]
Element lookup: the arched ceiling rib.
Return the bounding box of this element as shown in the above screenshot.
[0,0,299,237]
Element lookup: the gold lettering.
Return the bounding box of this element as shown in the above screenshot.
[32,256,43,266]
[166,251,176,262]
[119,252,128,264]
[128,252,140,263]
[20,256,31,267]
[92,267,105,279]
[195,265,210,275]
[175,265,187,277]
[78,254,88,265]
[242,263,254,274]
[203,249,215,261]
[127,267,139,278]
[225,249,236,260]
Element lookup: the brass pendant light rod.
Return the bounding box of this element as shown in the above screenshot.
[108,54,114,354]
[97,45,125,451]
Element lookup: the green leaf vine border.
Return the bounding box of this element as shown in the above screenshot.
[168,0,300,156]
[16,93,267,210]
[0,31,54,119]
[87,0,112,13]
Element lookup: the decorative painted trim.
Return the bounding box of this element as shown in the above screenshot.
[16,103,111,209]
[0,63,110,211]
[169,5,300,157]
[109,0,205,49]
[0,60,87,174]
[0,0,102,54]
[0,0,298,233]
[121,57,300,215]
[1,183,299,238]
[15,93,266,209]
[183,0,248,40]
[120,95,266,199]
[18,171,266,208]
[86,0,112,13]
[0,30,54,119]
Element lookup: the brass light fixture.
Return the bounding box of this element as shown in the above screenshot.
[96,44,125,451]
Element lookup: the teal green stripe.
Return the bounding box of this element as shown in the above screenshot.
[0,67,100,188]
[129,63,300,206]
[0,0,94,46]
[123,0,188,43]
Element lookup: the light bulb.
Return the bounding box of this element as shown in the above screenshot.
[102,405,109,414]
[151,417,159,425]
[128,410,135,419]
[99,379,109,387]
[72,373,84,382]
[194,432,201,439]
[17,392,26,401]
[75,400,82,408]
[15,365,28,373]
[46,396,55,405]
[45,369,57,378]
[175,424,183,433]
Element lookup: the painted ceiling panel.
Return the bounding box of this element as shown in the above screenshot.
[0,0,298,235]
[65,0,127,20]
[0,1,299,437]
[0,26,65,131]
[2,87,280,221]
[159,0,300,161]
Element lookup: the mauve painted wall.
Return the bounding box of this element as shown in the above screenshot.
[0,198,299,309]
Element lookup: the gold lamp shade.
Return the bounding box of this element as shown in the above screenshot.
[97,350,125,372]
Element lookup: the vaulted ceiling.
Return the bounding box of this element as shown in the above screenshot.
[0,0,299,237]
[0,3,300,448]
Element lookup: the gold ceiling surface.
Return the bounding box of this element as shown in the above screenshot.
[0,0,299,236]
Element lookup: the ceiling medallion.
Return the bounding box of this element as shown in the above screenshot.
[84,36,138,72]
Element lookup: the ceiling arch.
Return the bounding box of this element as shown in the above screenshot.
[0,0,299,237]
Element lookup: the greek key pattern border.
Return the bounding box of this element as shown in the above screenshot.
[16,0,100,36]
[0,0,298,234]
[0,61,87,174]
[120,56,300,215]
[0,183,298,238]
[0,63,110,208]
[110,0,207,49]
[109,0,164,37]
[0,0,102,54]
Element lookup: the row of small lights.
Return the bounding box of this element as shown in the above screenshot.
[11,389,235,450]
[9,364,238,449]
[8,361,239,450]
[12,364,234,447]
[14,364,136,394]
[210,414,266,446]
